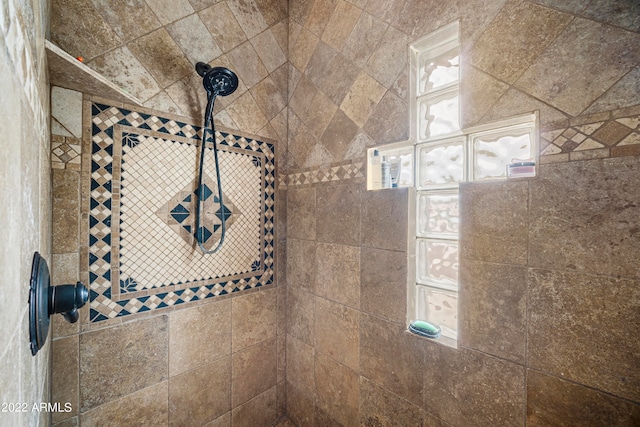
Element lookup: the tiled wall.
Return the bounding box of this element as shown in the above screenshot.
[284,0,640,426]
[0,1,51,426]
[49,0,288,147]
[50,89,286,426]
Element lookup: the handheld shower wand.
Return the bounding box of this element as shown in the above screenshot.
[194,62,239,254]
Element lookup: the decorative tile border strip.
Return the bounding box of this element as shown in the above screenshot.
[540,110,640,164]
[278,160,366,189]
[51,135,82,170]
[85,101,275,323]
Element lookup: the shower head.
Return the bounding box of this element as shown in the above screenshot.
[196,62,238,98]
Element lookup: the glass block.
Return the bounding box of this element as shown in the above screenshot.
[473,129,533,181]
[416,239,458,289]
[416,139,465,188]
[417,192,459,238]
[418,90,460,140]
[416,286,458,340]
[418,46,459,94]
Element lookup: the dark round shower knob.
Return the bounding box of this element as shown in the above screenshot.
[29,252,89,355]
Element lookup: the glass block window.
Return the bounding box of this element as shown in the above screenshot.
[407,21,537,346]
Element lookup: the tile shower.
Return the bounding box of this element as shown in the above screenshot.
[7,0,637,426]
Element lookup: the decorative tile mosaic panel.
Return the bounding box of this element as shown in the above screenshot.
[87,102,275,322]
[51,135,82,170]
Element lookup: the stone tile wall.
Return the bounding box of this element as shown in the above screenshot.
[0,1,51,426]
[283,0,640,426]
[50,0,289,149]
[50,90,286,426]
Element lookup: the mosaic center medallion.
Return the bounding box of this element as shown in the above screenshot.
[157,175,241,251]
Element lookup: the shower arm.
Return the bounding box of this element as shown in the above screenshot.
[194,90,226,254]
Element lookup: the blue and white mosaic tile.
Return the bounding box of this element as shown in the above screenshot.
[87,102,275,322]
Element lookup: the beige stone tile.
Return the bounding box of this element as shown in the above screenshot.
[305,90,338,139]
[515,18,640,116]
[315,297,359,370]
[316,184,361,246]
[305,0,338,37]
[459,259,526,363]
[290,27,319,72]
[314,353,359,426]
[286,238,317,292]
[169,357,231,426]
[52,336,79,423]
[128,28,194,89]
[286,186,316,240]
[315,53,361,106]
[52,416,78,427]
[459,181,528,265]
[287,112,318,169]
[320,109,359,161]
[144,90,183,116]
[79,315,168,411]
[528,269,640,401]
[225,91,269,134]
[232,338,277,407]
[80,381,168,426]
[470,1,572,84]
[530,156,640,278]
[365,25,411,89]
[143,0,194,25]
[321,0,361,51]
[316,243,360,309]
[169,299,231,377]
[51,0,122,61]
[340,71,386,127]
[289,74,319,122]
[203,412,231,427]
[313,406,343,427]
[364,0,405,24]
[226,0,268,39]
[481,86,568,130]
[579,0,640,33]
[250,29,287,74]
[527,370,640,426]
[53,169,80,254]
[342,11,388,68]
[94,0,161,42]
[304,41,337,87]
[285,335,316,397]
[277,334,286,383]
[276,382,286,417]
[359,376,423,427]
[232,288,277,352]
[52,87,83,138]
[286,381,315,426]
[359,313,424,406]
[287,287,316,346]
[290,0,315,24]
[255,0,288,27]
[166,13,222,65]
[231,386,278,427]
[250,77,287,122]
[199,3,247,53]
[360,247,406,324]
[423,344,525,427]
[361,187,408,252]
[585,66,640,115]
[460,65,509,128]
[228,41,268,89]
[362,90,408,144]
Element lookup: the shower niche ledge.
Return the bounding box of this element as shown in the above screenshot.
[45,40,142,106]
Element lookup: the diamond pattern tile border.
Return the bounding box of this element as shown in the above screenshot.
[86,102,275,323]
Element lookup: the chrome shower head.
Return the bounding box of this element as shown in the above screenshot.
[195,62,238,97]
